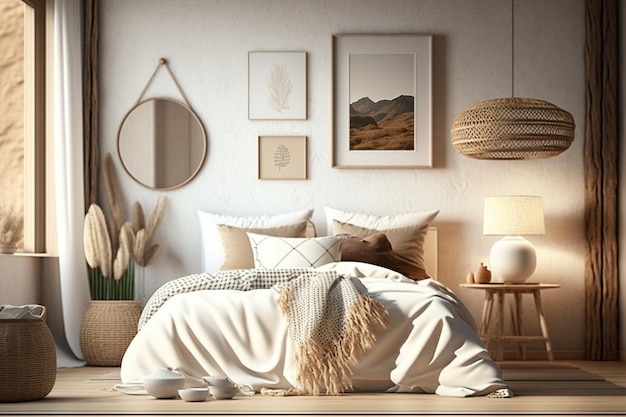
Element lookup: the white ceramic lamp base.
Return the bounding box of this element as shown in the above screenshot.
[489,235,537,283]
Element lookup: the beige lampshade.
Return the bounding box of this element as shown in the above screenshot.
[483,195,545,236]
[450,98,575,160]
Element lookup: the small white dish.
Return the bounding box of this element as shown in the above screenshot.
[178,387,209,402]
[202,376,255,399]
[113,383,148,395]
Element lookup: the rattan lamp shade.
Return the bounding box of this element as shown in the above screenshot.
[450,97,575,160]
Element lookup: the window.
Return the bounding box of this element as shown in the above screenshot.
[0,1,25,249]
[0,0,48,253]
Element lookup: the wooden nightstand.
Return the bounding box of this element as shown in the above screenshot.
[460,282,560,361]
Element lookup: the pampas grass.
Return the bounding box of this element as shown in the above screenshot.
[83,153,168,300]
[103,153,125,252]
[83,204,112,278]
[84,204,135,299]
[113,223,135,280]
[132,196,168,267]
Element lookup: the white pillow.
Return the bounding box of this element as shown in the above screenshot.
[324,207,439,235]
[247,233,342,269]
[198,209,313,272]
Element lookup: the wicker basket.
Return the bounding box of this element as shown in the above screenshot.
[79,300,142,366]
[0,307,57,402]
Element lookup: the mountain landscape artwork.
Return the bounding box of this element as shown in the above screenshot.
[349,53,415,151]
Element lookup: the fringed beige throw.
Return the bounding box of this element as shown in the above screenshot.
[277,271,389,395]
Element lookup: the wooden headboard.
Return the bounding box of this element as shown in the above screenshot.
[423,226,438,280]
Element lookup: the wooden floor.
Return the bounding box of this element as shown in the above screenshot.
[1,361,625,416]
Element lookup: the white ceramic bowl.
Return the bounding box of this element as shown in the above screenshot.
[142,369,185,399]
[208,385,239,400]
[178,387,209,402]
[142,377,184,399]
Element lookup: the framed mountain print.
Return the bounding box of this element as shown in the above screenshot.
[331,34,432,168]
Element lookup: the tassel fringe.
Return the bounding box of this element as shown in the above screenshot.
[278,278,389,395]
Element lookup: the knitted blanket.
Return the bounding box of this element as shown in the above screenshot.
[137,268,389,395]
[276,270,389,395]
[138,269,310,329]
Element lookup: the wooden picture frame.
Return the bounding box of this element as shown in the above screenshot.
[331,34,433,168]
[248,52,307,120]
[258,135,307,180]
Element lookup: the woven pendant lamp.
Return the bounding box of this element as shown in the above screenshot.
[450,98,575,160]
[450,1,575,160]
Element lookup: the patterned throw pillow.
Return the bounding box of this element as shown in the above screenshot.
[247,233,343,269]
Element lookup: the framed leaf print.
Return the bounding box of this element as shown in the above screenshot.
[248,52,307,120]
[258,136,307,180]
[331,34,432,168]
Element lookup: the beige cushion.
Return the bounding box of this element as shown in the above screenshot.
[218,221,308,270]
[198,209,313,272]
[333,221,431,280]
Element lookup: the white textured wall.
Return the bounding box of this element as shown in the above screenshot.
[0,255,41,305]
[99,0,587,356]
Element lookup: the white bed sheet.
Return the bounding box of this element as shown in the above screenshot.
[120,262,507,397]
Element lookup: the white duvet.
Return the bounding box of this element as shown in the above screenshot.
[120,262,508,397]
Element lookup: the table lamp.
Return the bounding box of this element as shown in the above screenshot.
[483,195,545,283]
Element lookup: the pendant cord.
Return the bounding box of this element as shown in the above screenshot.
[511,0,515,98]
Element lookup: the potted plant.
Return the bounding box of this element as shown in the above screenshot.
[80,153,167,366]
[0,206,23,254]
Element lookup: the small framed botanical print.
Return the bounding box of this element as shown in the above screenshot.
[258,136,307,180]
[248,52,307,120]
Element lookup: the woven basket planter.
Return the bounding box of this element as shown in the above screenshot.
[0,309,57,402]
[80,300,142,366]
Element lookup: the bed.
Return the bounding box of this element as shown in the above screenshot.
[119,207,510,398]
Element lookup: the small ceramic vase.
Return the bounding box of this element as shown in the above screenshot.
[474,263,492,284]
[466,271,475,283]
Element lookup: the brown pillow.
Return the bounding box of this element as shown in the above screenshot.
[334,220,430,280]
[339,233,428,280]
[217,221,307,270]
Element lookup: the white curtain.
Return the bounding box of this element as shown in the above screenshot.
[54,0,90,365]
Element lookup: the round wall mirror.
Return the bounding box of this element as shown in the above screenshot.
[117,97,207,190]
